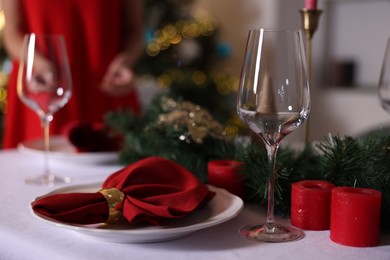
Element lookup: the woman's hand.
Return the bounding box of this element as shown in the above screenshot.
[100,53,136,96]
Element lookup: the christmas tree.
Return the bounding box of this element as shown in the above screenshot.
[135,0,238,122]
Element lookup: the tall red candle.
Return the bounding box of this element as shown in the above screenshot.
[291,180,335,230]
[330,187,382,247]
[207,160,245,198]
[304,0,317,10]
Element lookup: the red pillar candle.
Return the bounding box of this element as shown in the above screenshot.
[207,160,245,198]
[330,187,382,247]
[304,0,317,10]
[291,180,335,230]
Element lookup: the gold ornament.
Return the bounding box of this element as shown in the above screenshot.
[157,98,227,144]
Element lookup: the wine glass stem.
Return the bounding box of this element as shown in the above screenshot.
[264,142,279,230]
[42,119,51,177]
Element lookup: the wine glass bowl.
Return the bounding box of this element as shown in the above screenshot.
[17,33,72,185]
[237,28,310,242]
[379,38,390,114]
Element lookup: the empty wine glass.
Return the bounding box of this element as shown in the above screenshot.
[237,28,310,242]
[379,38,390,114]
[17,33,72,185]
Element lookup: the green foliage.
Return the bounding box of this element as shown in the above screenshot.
[318,136,366,186]
[236,135,390,232]
[236,144,322,216]
[105,94,236,183]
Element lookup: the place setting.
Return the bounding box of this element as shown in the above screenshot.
[29,156,244,243]
[17,122,121,165]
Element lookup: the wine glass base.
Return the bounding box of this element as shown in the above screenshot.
[239,223,303,242]
[25,174,71,186]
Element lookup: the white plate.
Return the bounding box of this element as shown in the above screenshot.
[18,136,119,164]
[31,183,243,243]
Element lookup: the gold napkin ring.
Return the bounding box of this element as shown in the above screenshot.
[98,188,125,224]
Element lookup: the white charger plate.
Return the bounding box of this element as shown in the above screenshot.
[18,136,119,164]
[31,183,244,243]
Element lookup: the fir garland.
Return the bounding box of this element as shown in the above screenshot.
[105,95,390,233]
[105,94,236,183]
[236,135,390,233]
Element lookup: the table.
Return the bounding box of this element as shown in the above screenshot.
[0,150,389,260]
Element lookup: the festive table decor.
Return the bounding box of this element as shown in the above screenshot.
[32,156,215,225]
[207,160,245,198]
[105,95,390,233]
[291,180,335,230]
[105,94,237,183]
[238,134,390,234]
[330,187,382,247]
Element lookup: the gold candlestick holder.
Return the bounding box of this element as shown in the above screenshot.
[300,9,322,145]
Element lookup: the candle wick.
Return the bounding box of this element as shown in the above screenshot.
[353,179,357,188]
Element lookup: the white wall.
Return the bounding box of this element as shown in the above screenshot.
[322,0,390,87]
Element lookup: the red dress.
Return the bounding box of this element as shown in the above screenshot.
[3,0,141,149]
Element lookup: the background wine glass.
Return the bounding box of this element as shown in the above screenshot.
[17,33,72,185]
[379,38,390,114]
[237,28,310,242]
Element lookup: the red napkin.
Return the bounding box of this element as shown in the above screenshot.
[62,121,122,152]
[32,156,215,225]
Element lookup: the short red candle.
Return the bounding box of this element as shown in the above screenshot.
[304,0,317,10]
[291,180,335,230]
[330,187,382,247]
[207,160,245,198]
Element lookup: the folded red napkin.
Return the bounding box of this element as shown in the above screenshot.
[32,157,215,225]
[62,121,122,152]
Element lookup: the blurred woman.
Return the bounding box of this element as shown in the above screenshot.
[1,0,144,148]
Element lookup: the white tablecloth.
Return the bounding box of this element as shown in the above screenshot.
[0,150,389,260]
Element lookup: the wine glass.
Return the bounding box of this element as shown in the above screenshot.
[17,33,72,185]
[237,28,310,242]
[379,38,390,114]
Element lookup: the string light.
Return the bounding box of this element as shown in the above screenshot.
[146,10,218,57]
[192,71,207,86]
